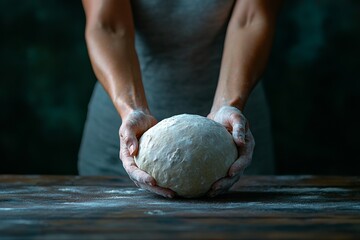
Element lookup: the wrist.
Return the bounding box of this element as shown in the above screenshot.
[113,97,150,119]
[211,97,246,114]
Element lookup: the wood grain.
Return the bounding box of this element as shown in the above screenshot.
[0,175,359,239]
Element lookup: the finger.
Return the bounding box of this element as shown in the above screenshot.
[228,159,247,177]
[119,137,132,161]
[245,127,255,148]
[207,175,240,197]
[228,114,246,147]
[240,128,255,157]
[232,123,246,147]
[120,142,156,185]
[123,159,156,186]
[228,129,255,177]
[137,182,176,198]
[211,175,240,191]
[120,128,139,156]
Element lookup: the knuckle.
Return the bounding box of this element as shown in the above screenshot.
[120,118,139,133]
[119,147,127,159]
[120,123,132,133]
[229,112,241,121]
[230,114,246,126]
[120,133,134,146]
[126,118,139,128]
[119,125,128,138]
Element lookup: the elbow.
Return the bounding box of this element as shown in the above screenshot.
[235,8,257,28]
[230,1,280,30]
[233,11,273,30]
[84,21,134,41]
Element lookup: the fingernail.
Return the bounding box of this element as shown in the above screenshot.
[145,180,154,186]
[166,194,174,199]
[235,131,244,141]
[129,144,135,155]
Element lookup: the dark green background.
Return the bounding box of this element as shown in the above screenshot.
[1,1,359,175]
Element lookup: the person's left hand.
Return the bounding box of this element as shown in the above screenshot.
[207,106,255,197]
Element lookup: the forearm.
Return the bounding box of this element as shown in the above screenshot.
[212,1,280,112]
[85,24,148,119]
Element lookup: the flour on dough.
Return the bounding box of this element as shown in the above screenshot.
[135,114,237,198]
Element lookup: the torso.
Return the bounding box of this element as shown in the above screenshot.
[131,0,236,119]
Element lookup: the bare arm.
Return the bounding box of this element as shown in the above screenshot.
[82,0,148,118]
[211,0,282,113]
[207,0,281,197]
[82,0,175,198]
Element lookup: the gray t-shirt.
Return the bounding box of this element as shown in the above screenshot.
[132,0,234,118]
[78,0,275,175]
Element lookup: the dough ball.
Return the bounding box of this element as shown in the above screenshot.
[134,114,238,198]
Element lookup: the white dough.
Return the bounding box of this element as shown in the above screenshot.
[134,114,238,198]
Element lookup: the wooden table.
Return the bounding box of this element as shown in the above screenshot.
[0,175,359,239]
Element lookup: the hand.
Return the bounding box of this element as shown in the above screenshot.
[119,110,176,198]
[206,106,255,197]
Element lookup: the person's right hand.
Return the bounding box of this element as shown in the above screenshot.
[119,110,176,198]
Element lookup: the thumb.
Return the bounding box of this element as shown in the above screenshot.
[231,122,246,147]
[121,129,139,156]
